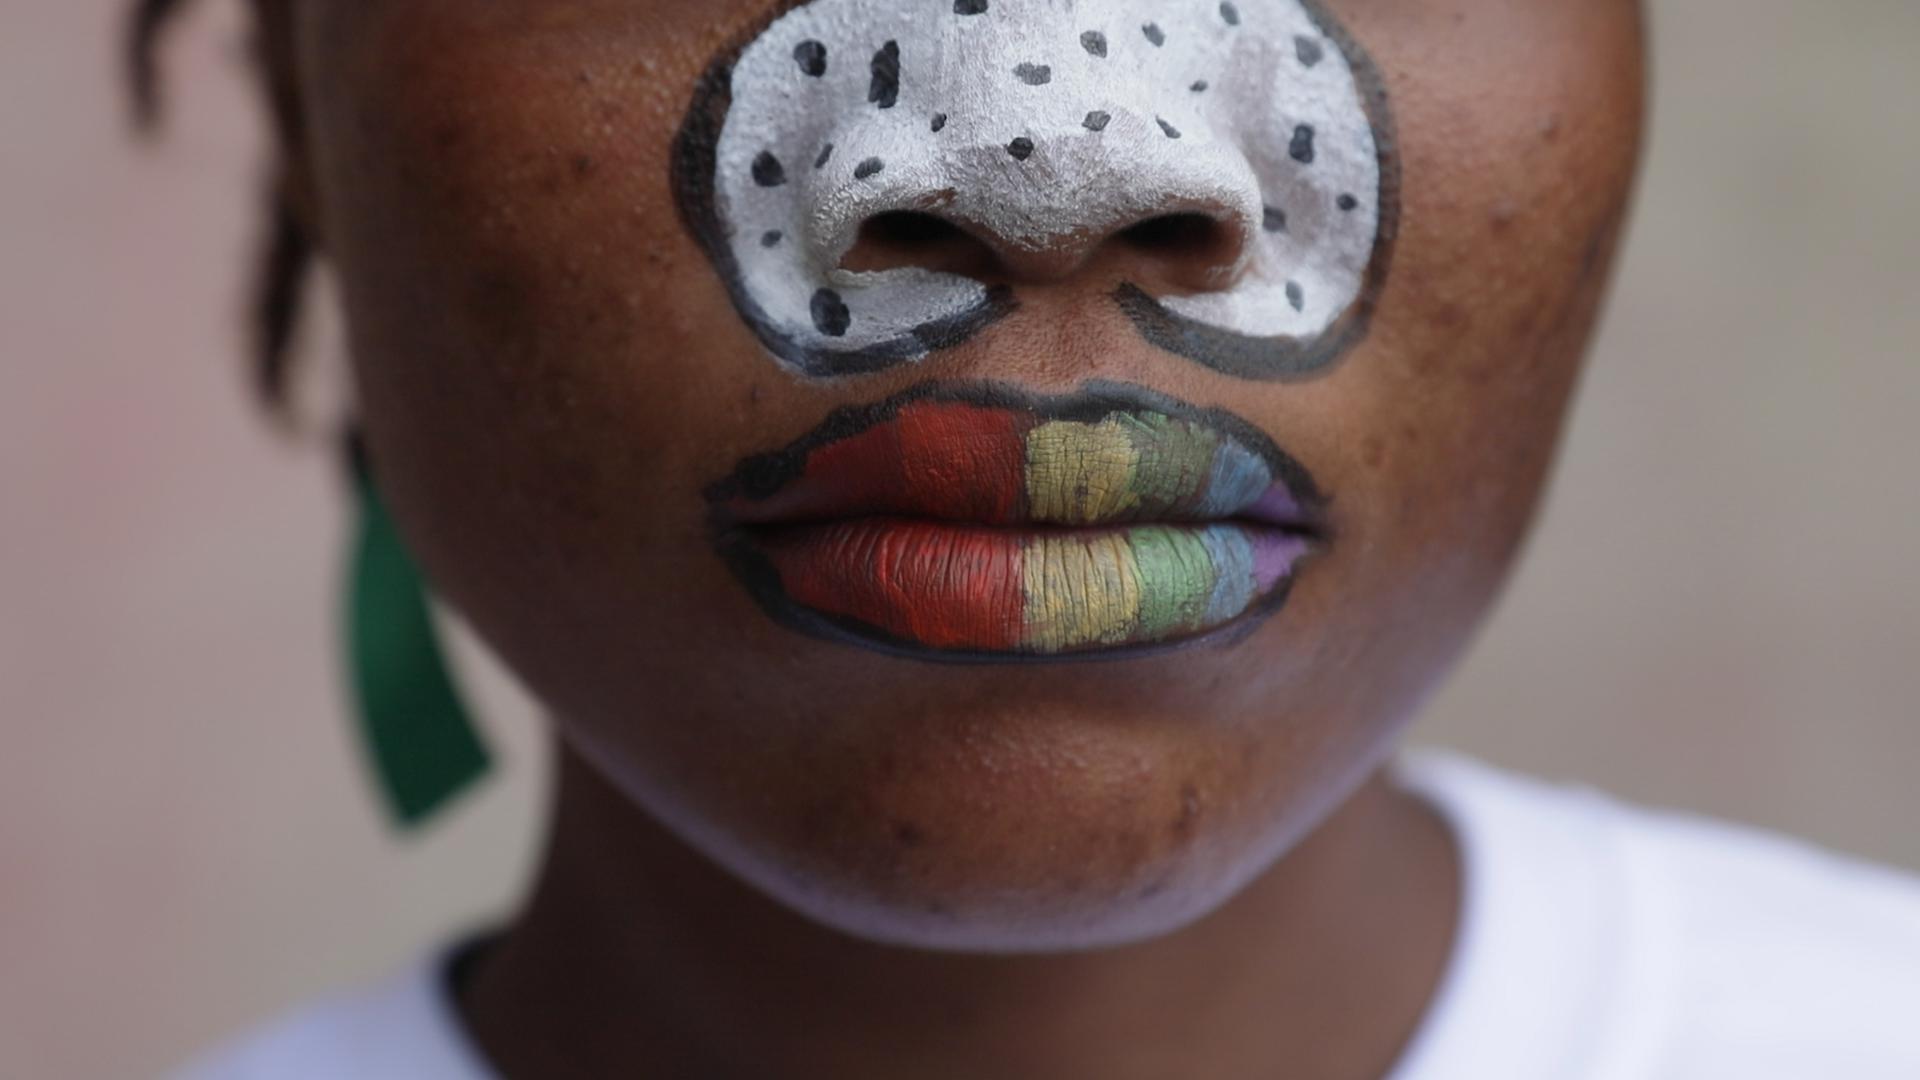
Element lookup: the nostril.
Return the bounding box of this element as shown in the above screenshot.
[1119,213,1233,260]
[1120,213,1214,249]
[865,210,965,248]
[1113,212,1244,292]
[839,210,997,276]
[836,208,1245,287]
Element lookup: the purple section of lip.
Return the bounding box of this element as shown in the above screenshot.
[1249,529,1311,590]
[1245,485,1305,525]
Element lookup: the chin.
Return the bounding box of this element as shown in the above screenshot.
[585,687,1326,954]
[703,816,1259,954]
[763,875,1241,954]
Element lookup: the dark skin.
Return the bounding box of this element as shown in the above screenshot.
[223,0,1646,1075]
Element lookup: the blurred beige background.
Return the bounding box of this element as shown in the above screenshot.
[3,1,1917,1076]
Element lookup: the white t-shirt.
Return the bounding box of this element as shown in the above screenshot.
[176,752,1920,1079]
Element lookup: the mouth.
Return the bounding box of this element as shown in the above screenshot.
[706,381,1329,662]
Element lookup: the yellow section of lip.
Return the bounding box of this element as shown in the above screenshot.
[1020,531,1144,652]
[1025,418,1142,525]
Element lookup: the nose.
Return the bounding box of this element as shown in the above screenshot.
[818,123,1263,295]
[683,1,1393,379]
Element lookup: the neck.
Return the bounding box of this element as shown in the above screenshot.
[459,741,1459,1080]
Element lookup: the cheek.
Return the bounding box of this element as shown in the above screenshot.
[1276,0,1642,676]
[1370,1,1638,479]
[296,17,812,716]
[305,22,715,370]
[301,19,756,529]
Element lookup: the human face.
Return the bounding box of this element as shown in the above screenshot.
[282,0,1643,949]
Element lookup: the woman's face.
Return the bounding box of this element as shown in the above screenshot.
[283,0,1643,948]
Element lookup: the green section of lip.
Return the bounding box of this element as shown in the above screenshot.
[1111,412,1222,519]
[1025,410,1240,526]
[1016,523,1267,652]
[1127,525,1222,639]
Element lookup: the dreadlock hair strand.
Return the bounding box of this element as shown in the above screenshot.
[255,188,314,413]
[126,0,314,417]
[128,0,194,132]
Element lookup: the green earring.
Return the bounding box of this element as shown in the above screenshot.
[344,433,492,828]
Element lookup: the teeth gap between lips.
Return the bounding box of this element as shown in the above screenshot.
[739,516,1310,534]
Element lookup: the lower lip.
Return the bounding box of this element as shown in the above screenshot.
[735,517,1310,657]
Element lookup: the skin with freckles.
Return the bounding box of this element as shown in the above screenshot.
[257,0,1644,1076]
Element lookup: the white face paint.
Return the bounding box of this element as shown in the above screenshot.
[676,0,1395,378]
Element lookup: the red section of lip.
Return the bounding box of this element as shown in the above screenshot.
[761,519,1026,650]
[734,400,1031,524]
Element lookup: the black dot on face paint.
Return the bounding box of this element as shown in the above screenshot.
[1015,63,1052,85]
[869,41,900,109]
[761,230,783,248]
[1083,110,1111,131]
[1190,80,1208,92]
[1081,31,1108,57]
[1286,281,1305,311]
[1262,205,1287,233]
[854,157,885,180]
[1007,137,1035,160]
[931,113,948,132]
[814,143,834,169]
[1220,2,1241,26]
[1157,117,1181,139]
[793,40,828,77]
[811,288,852,337]
[1142,23,1166,47]
[752,151,786,187]
[1290,125,1317,164]
[954,0,988,13]
[1295,36,1325,67]
[1338,194,1359,212]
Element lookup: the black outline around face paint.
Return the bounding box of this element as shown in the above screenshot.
[671,9,1019,377]
[671,0,1398,382]
[1111,0,1401,381]
[704,380,1330,665]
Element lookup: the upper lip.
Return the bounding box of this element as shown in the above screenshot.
[707,381,1327,534]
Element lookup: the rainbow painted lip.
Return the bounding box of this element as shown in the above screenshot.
[707,382,1328,662]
